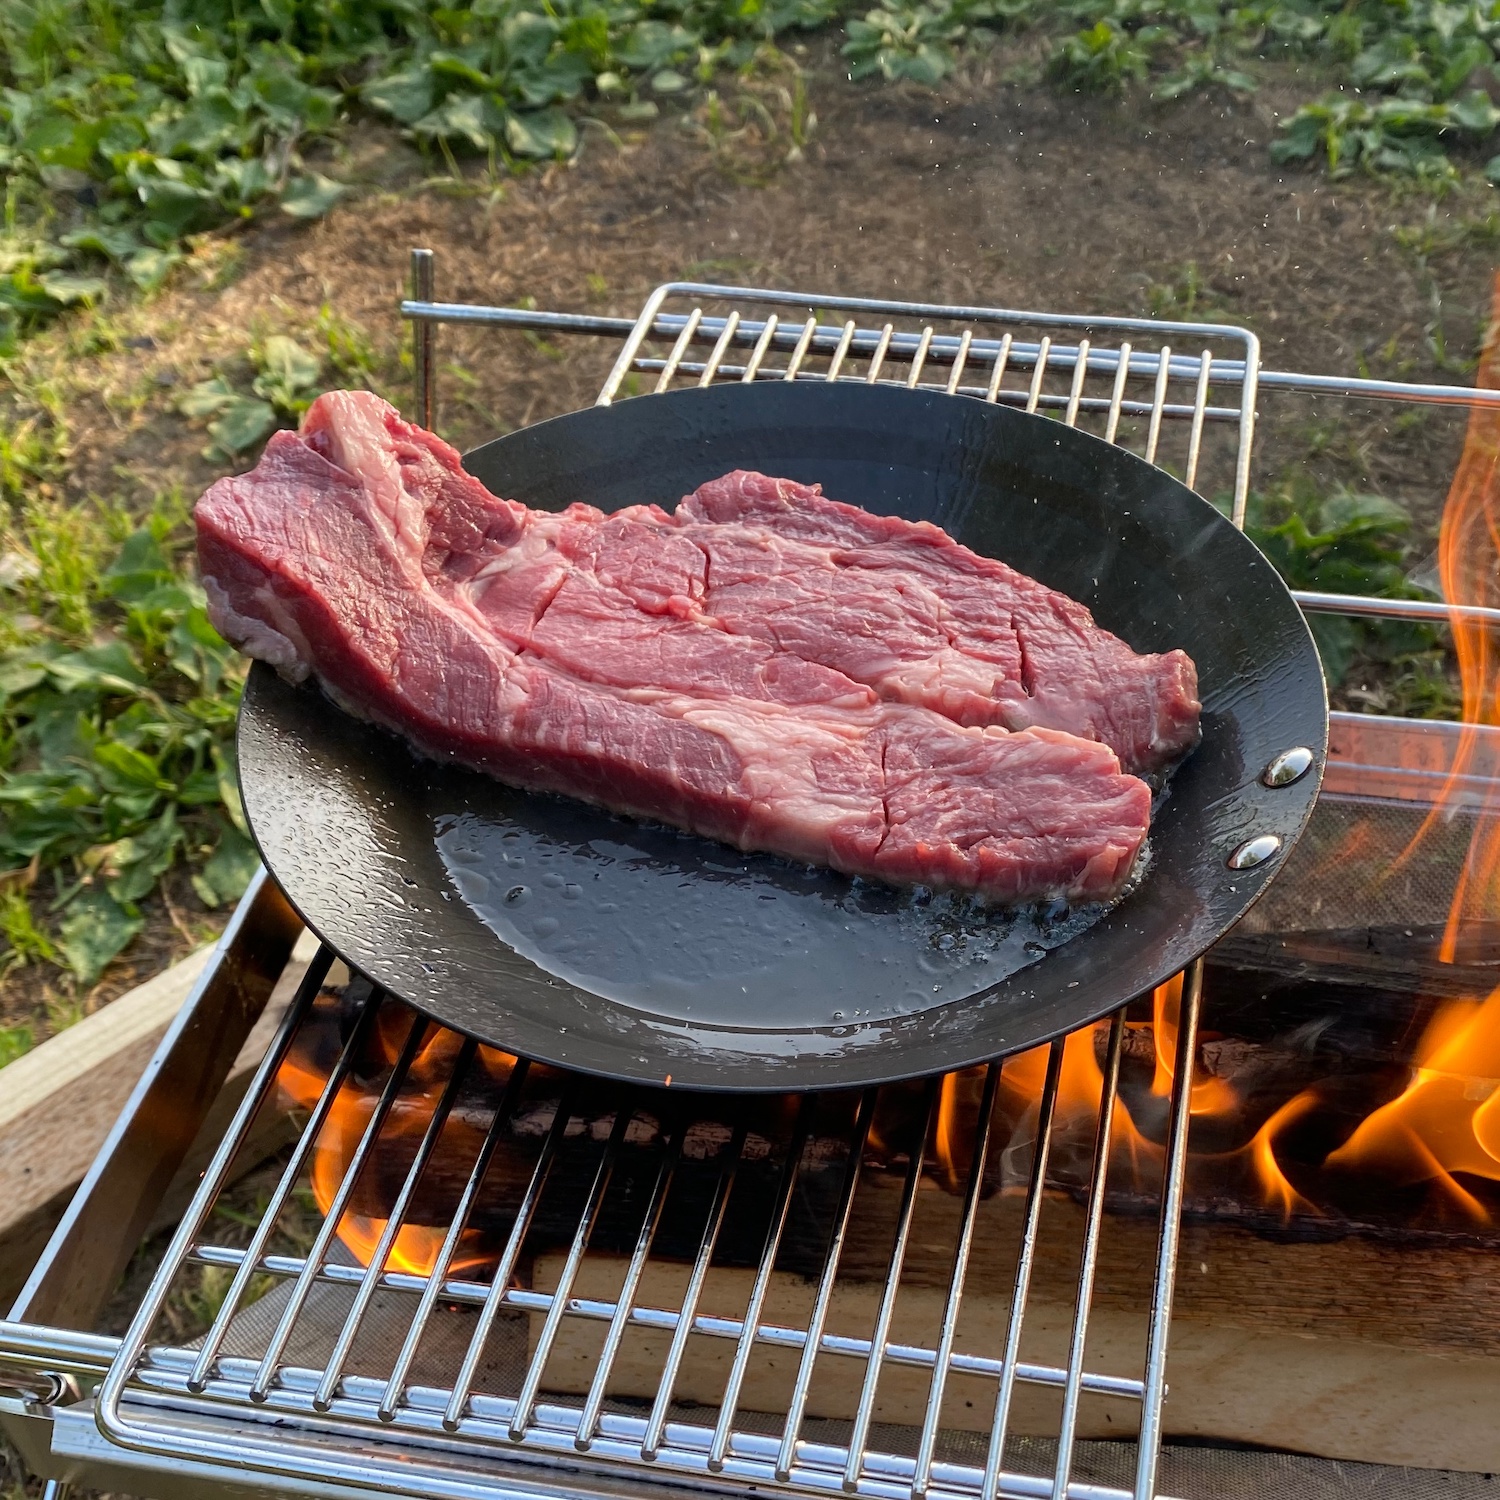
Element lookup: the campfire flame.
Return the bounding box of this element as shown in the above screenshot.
[1255,273,1500,1222]
[277,1005,514,1275]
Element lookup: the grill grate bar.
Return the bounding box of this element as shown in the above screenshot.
[866,323,896,384]
[986,334,1013,404]
[315,1035,479,1412]
[786,316,820,381]
[910,1061,1004,1500]
[1103,342,1132,446]
[184,945,343,1394]
[1063,340,1090,428]
[656,307,705,391]
[699,311,741,387]
[379,1055,533,1421]
[1023,337,1051,414]
[907,327,937,388]
[1132,962,1204,1500]
[643,1115,751,1459]
[576,1121,685,1449]
[946,330,973,395]
[1143,349,1171,468]
[250,1006,427,1401]
[1051,1016,1127,1500]
[710,1096,815,1470]
[178,1248,1147,1397]
[511,1106,633,1440]
[776,1091,880,1482]
[983,1041,1067,1500]
[743,314,781,383]
[1183,353,1212,492]
[443,1078,577,1431]
[844,1080,940,1490]
[122,1373,1140,1500]
[826,318,858,381]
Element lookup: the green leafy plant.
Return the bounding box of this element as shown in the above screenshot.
[1272,91,1500,182]
[844,2,968,83]
[181,333,325,456]
[0,1020,33,1067]
[1241,484,1453,711]
[1049,17,1165,91]
[10,0,1500,370]
[0,493,252,990]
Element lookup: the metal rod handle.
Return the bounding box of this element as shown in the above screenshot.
[411,249,435,429]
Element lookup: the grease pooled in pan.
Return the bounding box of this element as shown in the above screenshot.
[435,795,1117,1027]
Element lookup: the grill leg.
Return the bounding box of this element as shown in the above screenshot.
[411,247,436,429]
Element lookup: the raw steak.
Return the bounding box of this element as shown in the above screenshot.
[678,471,1200,775]
[196,392,1154,904]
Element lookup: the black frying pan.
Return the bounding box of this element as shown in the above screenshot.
[238,381,1327,1091]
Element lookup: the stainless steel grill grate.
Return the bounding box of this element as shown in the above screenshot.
[88,257,1237,1500]
[97,958,1203,1500]
[593,282,1260,524]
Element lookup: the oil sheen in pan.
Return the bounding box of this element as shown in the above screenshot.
[434,791,1143,1028]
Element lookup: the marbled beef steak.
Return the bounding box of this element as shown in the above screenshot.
[195,391,1199,904]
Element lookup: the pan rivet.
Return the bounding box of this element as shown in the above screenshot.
[1262,747,1314,787]
[1228,834,1281,870]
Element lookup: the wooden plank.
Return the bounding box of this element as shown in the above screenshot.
[0,944,215,1303]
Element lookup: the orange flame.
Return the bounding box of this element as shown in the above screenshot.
[1144,973,1325,1217]
[1149,975,1236,1117]
[278,1008,515,1275]
[1204,272,1500,1222]
[1308,273,1500,1212]
[1326,992,1500,1219]
[1244,1091,1320,1220]
[1392,277,1500,955]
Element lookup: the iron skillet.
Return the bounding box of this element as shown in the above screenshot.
[238,381,1327,1091]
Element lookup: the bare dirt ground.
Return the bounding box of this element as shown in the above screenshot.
[6,50,1500,1500]
[52,50,1500,526]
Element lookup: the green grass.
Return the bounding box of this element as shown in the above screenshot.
[0,484,255,992]
[0,313,390,1001]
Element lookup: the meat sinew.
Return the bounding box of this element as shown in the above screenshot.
[196,392,1171,904]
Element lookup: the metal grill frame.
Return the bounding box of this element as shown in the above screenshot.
[6,251,1500,1500]
[90,961,1203,1500]
[96,260,1234,1500]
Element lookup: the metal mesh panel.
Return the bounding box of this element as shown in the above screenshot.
[98,969,1204,1500]
[594,283,1259,524]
